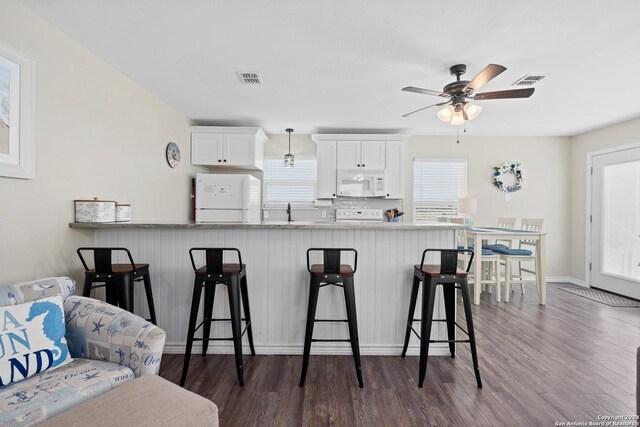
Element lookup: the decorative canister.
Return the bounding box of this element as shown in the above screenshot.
[115,203,132,222]
[74,197,116,223]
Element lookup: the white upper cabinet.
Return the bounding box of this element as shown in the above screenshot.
[313,134,409,199]
[316,140,337,199]
[336,140,386,170]
[191,126,268,170]
[361,141,386,170]
[384,140,405,199]
[336,140,361,169]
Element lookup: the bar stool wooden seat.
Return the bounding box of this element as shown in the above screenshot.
[401,248,482,389]
[300,248,363,388]
[180,248,255,387]
[77,247,157,325]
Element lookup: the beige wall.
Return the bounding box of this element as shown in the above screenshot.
[0,1,197,283]
[406,136,571,279]
[569,116,640,282]
[266,133,572,278]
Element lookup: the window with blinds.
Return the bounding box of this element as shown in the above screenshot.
[413,158,468,223]
[263,158,317,207]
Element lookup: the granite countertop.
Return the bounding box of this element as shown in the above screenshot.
[68,221,466,230]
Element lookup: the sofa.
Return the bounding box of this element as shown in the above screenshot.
[0,276,216,426]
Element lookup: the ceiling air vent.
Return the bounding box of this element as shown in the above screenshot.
[237,72,262,84]
[512,74,546,86]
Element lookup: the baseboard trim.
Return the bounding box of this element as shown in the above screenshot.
[547,277,587,287]
[163,342,450,357]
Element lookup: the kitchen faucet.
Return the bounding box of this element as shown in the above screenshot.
[287,203,293,222]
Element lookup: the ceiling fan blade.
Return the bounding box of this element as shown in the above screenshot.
[463,64,507,92]
[402,102,448,118]
[402,86,449,98]
[473,88,535,100]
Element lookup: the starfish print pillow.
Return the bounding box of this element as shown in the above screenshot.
[0,295,72,388]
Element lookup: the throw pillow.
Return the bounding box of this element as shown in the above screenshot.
[0,295,72,387]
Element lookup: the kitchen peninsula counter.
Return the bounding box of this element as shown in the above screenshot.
[70,221,460,357]
[69,221,465,230]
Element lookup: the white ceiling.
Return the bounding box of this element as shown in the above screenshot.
[21,0,640,136]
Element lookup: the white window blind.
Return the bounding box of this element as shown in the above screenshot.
[263,158,317,207]
[413,158,467,223]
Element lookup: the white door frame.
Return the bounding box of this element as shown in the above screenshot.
[585,142,640,288]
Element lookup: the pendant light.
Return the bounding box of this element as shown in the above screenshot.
[284,128,294,168]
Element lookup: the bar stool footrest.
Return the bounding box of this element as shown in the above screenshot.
[314,319,348,322]
[311,339,352,343]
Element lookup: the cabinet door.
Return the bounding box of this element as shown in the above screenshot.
[361,140,386,170]
[316,140,337,198]
[336,140,361,170]
[191,133,224,165]
[384,140,404,199]
[223,134,254,165]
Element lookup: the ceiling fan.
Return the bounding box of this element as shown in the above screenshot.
[401,64,535,125]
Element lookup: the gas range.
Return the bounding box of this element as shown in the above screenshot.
[335,208,383,222]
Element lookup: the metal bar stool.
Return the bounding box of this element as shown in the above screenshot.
[180,248,256,387]
[77,247,157,325]
[401,248,482,389]
[300,248,363,388]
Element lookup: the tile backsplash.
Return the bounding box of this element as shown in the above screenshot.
[263,197,404,222]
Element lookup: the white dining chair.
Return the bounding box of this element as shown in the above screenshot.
[454,218,502,302]
[500,218,544,300]
[483,217,516,251]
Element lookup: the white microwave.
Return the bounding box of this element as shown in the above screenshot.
[336,170,386,197]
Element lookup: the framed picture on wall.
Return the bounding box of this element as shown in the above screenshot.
[0,43,34,179]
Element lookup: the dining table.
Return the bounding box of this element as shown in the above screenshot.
[466,227,547,306]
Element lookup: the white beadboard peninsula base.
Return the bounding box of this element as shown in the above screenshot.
[92,225,457,356]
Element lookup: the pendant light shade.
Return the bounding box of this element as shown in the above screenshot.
[284,128,294,168]
[449,108,465,126]
[437,105,455,122]
[463,102,482,120]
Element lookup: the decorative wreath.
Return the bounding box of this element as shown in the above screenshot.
[493,163,524,193]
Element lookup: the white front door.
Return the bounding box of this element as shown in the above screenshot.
[591,145,640,299]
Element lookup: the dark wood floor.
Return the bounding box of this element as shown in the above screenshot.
[159,283,639,426]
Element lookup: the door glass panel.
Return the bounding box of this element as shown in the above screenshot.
[601,160,640,281]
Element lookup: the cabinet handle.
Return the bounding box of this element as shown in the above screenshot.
[362,164,365,167]
[357,164,361,167]
[333,193,336,197]
[218,159,221,163]
[223,159,227,162]
[387,194,390,197]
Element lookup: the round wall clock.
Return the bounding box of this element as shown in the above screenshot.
[166,142,181,168]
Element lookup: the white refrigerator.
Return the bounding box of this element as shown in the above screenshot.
[195,173,261,223]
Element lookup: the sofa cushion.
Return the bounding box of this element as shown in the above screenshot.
[0,296,72,388]
[0,358,134,427]
[0,277,76,307]
[38,375,219,427]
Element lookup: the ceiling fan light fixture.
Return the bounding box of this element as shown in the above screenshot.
[449,109,465,126]
[437,105,454,122]
[463,102,482,120]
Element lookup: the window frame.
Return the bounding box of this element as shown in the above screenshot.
[262,156,318,208]
[413,157,468,224]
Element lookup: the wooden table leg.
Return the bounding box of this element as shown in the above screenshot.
[473,234,482,305]
[536,234,546,305]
